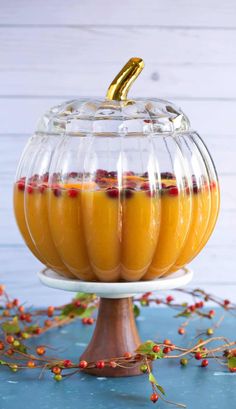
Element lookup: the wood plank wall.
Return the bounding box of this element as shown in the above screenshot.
[0,0,235,304]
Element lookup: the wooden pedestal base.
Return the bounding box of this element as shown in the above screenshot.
[80,297,142,377]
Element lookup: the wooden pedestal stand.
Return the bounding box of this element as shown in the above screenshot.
[38,268,193,377]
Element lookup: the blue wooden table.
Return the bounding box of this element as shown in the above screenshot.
[0,307,235,409]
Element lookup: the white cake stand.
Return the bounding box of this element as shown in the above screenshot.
[38,267,193,377]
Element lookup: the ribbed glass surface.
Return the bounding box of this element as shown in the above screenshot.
[13,99,220,282]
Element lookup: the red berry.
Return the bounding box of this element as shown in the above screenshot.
[195,352,202,360]
[163,347,171,354]
[124,352,132,360]
[109,361,117,368]
[36,346,46,356]
[166,295,174,303]
[17,181,25,191]
[68,188,78,198]
[140,182,150,191]
[189,305,195,312]
[34,327,42,335]
[52,366,61,374]
[63,359,72,368]
[87,317,94,325]
[224,299,230,307]
[27,185,34,194]
[74,300,81,308]
[53,187,61,197]
[6,335,14,344]
[25,314,32,323]
[96,360,105,369]
[79,360,88,369]
[167,186,179,196]
[209,309,215,317]
[47,306,54,317]
[163,339,172,346]
[229,367,236,373]
[121,188,134,199]
[195,301,204,309]
[96,169,109,179]
[201,359,209,367]
[6,349,14,356]
[178,327,185,335]
[20,313,26,321]
[27,360,35,368]
[39,184,46,194]
[0,342,4,350]
[82,317,89,325]
[152,345,160,353]
[13,298,19,307]
[106,187,119,198]
[6,302,13,309]
[150,393,159,403]
[18,305,24,313]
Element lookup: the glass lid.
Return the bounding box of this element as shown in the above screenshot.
[36,58,190,136]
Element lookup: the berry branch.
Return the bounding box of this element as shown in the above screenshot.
[0,284,235,407]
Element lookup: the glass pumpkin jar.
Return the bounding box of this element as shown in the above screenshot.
[13,58,220,282]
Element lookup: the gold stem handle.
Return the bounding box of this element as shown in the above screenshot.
[106,57,144,101]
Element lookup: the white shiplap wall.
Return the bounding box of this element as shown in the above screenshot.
[0,0,235,304]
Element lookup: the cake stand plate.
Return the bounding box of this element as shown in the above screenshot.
[38,268,193,377]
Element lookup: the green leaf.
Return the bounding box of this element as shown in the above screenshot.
[133,304,140,318]
[136,341,164,359]
[228,357,236,369]
[74,293,96,303]
[60,304,95,319]
[175,310,191,318]
[149,372,166,395]
[0,360,7,365]
[2,317,20,334]
[79,306,96,318]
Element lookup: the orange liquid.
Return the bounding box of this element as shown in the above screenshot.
[13,176,219,282]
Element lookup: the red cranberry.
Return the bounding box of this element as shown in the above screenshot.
[39,184,46,194]
[193,184,199,194]
[96,169,109,179]
[53,187,62,197]
[68,189,78,198]
[42,172,49,182]
[106,187,119,198]
[108,171,117,179]
[27,185,34,194]
[121,188,134,199]
[167,186,179,196]
[140,182,150,191]
[96,360,105,369]
[17,181,25,191]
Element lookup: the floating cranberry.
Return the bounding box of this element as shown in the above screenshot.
[161,172,175,180]
[96,169,109,179]
[53,187,62,197]
[121,188,134,199]
[108,171,117,178]
[167,185,179,196]
[140,182,150,191]
[79,360,88,369]
[68,189,78,198]
[63,359,72,368]
[17,181,25,191]
[224,299,230,307]
[193,184,199,194]
[106,187,119,198]
[39,184,47,194]
[27,185,34,194]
